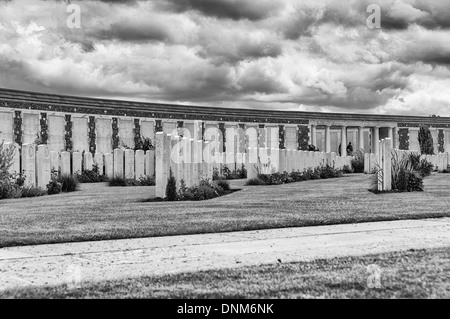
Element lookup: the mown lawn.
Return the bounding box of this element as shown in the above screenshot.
[1,173,450,247]
[2,247,449,298]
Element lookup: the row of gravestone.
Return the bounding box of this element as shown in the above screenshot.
[4,142,156,189]
[153,132,354,198]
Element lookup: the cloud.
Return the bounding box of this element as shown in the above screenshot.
[161,0,285,21]
[0,0,449,115]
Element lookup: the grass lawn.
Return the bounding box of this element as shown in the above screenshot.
[2,247,449,298]
[1,173,450,247]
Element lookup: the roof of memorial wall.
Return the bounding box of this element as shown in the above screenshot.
[0,87,448,127]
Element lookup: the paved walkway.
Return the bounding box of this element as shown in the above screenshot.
[1,218,450,291]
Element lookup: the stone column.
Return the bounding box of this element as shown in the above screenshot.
[325,125,331,153]
[311,124,317,147]
[373,126,380,154]
[141,119,155,142]
[72,115,89,152]
[392,127,398,149]
[48,115,65,152]
[23,113,39,145]
[118,118,134,149]
[95,118,112,154]
[285,125,298,150]
[0,111,13,143]
[340,126,347,157]
[358,126,364,151]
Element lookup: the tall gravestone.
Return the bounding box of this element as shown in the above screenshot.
[104,153,113,178]
[145,150,155,177]
[36,145,51,189]
[60,151,71,176]
[124,149,135,180]
[113,149,124,178]
[22,143,36,187]
[155,132,168,198]
[94,152,104,175]
[135,150,145,179]
[84,152,93,171]
[72,152,82,175]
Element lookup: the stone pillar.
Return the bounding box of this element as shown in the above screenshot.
[141,120,155,142]
[0,111,13,143]
[60,151,71,176]
[22,113,39,145]
[373,126,380,154]
[104,153,113,178]
[388,126,393,142]
[358,126,364,151]
[155,132,169,198]
[118,118,134,149]
[145,150,155,177]
[163,121,177,136]
[48,115,65,152]
[72,116,89,152]
[311,124,317,147]
[113,148,124,178]
[225,123,238,163]
[392,127,398,149]
[135,150,145,179]
[340,126,347,157]
[96,118,112,154]
[124,149,135,180]
[72,152,82,175]
[325,126,331,153]
[36,144,51,189]
[285,125,298,150]
[266,124,279,151]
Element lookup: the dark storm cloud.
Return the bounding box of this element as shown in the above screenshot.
[93,20,170,42]
[162,0,282,21]
[1,0,450,115]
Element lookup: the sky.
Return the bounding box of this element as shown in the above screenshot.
[0,0,450,116]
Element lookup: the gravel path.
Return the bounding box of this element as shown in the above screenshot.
[1,218,450,291]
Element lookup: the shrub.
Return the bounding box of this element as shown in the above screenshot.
[246,165,343,186]
[342,165,353,174]
[139,175,155,186]
[108,177,127,187]
[246,178,267,186]
[47,180,62,195]
[213,165,247,180]
[178,178,223,201]
[216,179,230,191]
[0,142,21,200]
[76,164,108,183]
[21,187,47,198]
[134,137,154,152]
[351,150,365,173]
[165,168,178,201]
[418,125,434,155]
[57,175,79,192]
